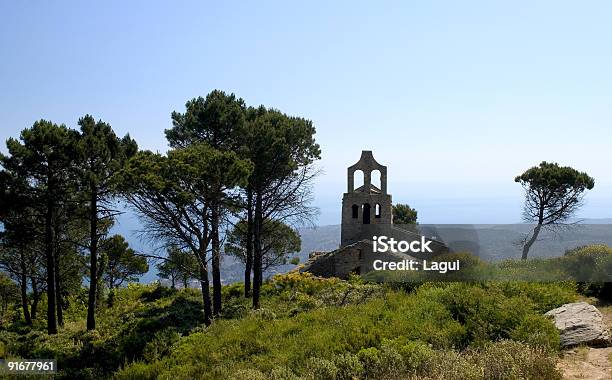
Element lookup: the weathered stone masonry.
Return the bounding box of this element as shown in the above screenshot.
[302,151,447,279]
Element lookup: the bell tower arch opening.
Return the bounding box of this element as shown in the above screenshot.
[362,203,371,224]
[371,169,381,192]
[353,169,364,191]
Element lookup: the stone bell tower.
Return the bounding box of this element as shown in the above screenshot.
[341,151,392,247]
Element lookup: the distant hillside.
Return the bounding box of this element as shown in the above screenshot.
[129,220,612,284]
[419,223,612,261]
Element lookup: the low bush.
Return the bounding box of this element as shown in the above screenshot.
[255,340,561,380]
[333,353,364,380]
[356,347,381,377]
[264,272,341,296]
[496,281,577,313]
[424,349,482,380]
[563,245,612,301]
[142,328,181,362]
[269,366,302,380]
[305,357,338,380]
[469,340,562,380]
[383,338,433,374]
[510,314,560,351]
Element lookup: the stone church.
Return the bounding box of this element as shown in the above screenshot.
[302,151,447,278]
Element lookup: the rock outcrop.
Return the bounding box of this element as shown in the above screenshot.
[545,302,611,347]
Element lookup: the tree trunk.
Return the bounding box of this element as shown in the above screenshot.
[257,261,263,289]
[244,188,253,297]
[211,202,222,315]
[252,191,263,309]
[54,250,64,327]
[96,284,102,304]
[522,223,542,260]
[96,258,104,304]
[45,195,58,334]
[30,277,39,320]
[19,252,32,325]
[183,276,188,289]
[199,259,212,326]
[87,188,98,330]
[53,230,64,328]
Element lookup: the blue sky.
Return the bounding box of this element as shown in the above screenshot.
[1,1,611,227]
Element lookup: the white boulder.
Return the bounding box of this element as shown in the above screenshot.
[545,302,611,348]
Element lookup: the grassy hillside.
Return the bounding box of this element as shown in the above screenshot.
[1,245,611,379]
[116,277,574,380]
[0,277,573,379]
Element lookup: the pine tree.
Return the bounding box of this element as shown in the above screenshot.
[76,115,137,330]
[1,121,79,334]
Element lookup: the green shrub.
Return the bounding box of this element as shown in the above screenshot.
[510,314,560,351]
[423,350,482,380]
[139,284,177,302]
[223,283,244,299]
[496,282,577,313]
[294,292,320,311]
[356,347,381,372]
[249,307,277,320]
[564,244,612,301]
[425,283,534,346]
[495,258,571,282]
[417,281,577,349]
[346,273,364,285]
[269,366,302,380]
[305,357,338,380]
[470,340,562,380]
[0,331,18,358]
[142,328,181,362]
[222,297,249,319]
[378,341,406,377]
[113,361,159,380]
[228,368,268,380]
[382,289,466,348]
[354,342,406,378]
[332,353,364,380]
[289,257,301,265]
[387,339,434,373]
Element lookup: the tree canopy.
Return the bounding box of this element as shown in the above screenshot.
[100,235,148,290]
[156,247,199,289]
[392,204,418,225]
[119,142,252,324]
[515,161,595,259]
[1,120,79,334]
[225,219,301,271]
